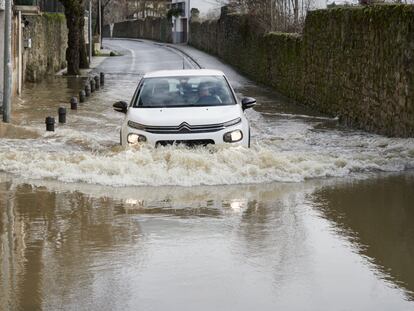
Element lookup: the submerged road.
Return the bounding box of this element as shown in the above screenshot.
[0,39,413,311]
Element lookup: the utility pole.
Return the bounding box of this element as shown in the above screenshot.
[98,0,102,49]
[89,0,92,64]
[187,0,190,43]
[3,0,12,123]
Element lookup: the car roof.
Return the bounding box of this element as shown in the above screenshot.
[143,69,225,79]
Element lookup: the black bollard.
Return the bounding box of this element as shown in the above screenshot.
[100,72,105,85]
[70,97,78,110]
[79,90,86,103]
[45,116,55,132]
[58,107,66,123]
[90,79,96,92]
[94,76,100,89]
[85,84,91,97]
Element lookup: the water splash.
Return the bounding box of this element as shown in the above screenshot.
[1,75,413,187]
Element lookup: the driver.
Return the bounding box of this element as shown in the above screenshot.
[197,83,222,105]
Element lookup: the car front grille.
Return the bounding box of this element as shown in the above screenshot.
[156,140,215,147]
[128,118,241,134]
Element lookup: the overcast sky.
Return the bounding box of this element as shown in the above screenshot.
[190,0,329,16]
[190,0,225,15]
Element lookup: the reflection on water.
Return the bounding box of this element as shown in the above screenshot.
[312,173,414,299]
[1,174,414,310]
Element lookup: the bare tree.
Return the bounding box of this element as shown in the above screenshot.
[102,0,167,24]
[225,0,315,32]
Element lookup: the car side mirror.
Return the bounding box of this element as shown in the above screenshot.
[242,97,256,110]
[113,101,128,113]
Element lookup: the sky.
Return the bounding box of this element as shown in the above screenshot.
[190,0,329,16]
[189,0,414,16]
[190,0,225,15]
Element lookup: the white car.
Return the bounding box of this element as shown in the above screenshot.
[113,69,256,148]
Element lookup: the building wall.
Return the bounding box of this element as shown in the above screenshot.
[189,5,414,137]
[22,13,67,82]
[0,11,4,103]
[0,10,67,109]
[171,0,188,43]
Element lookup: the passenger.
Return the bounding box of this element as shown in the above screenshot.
[150,80,170,106]
[154,80,170,95]
[178,78,192,95]
[197,83,222,105]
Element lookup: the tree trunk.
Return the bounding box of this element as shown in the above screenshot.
[79,9,89,69]
[101,3,104,37]
[64,6,81,75]
[60,0,88,75]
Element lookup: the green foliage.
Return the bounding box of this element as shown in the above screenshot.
[167,8,183,20]
[14,0,37,5]
[43,13,66,23]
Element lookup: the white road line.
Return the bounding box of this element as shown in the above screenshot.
[126,47,136,69]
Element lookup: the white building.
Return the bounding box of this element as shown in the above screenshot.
[170,0,190,43]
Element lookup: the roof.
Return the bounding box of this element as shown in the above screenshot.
[144,69,225,78]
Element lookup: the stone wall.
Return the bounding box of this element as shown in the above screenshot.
[23,13,67,82]
[103,17,172,43]
[190,5,414,137]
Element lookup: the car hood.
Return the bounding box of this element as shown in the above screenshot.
[127,105,242,126]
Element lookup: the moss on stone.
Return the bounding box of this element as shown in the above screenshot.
[43,13,66,23]
[188,4,414,137]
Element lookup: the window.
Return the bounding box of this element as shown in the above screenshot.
[134,76,236,108]
[172,2,186,16]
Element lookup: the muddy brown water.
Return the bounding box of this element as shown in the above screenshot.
[1,40,414,310]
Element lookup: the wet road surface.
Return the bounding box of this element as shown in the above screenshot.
[0,39,414,310]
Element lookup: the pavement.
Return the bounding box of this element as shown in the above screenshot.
[100,38,251,90]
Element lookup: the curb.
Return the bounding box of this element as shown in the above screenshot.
[163,44,203,69]
[104,37,203,69]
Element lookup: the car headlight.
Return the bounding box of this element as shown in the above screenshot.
[223,130,243,143]
[127,133,147,145]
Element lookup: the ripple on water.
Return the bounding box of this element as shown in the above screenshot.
[1,76,414,187]
[0,132,413,187]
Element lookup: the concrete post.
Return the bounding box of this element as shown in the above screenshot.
[3,0,12,123]
[187,0,190,43]
[18,10,22,95]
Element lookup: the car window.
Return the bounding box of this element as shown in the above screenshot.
[133,75,236,108]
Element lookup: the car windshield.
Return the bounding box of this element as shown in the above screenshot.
[133,75,236,108]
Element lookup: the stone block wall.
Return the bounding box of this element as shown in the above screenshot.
[103,17,172,43]
[189,5,414,137]
[23,13,67,82]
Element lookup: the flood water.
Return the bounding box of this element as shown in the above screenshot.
[0,39,414,310]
